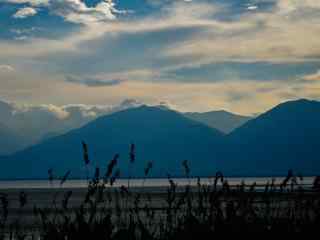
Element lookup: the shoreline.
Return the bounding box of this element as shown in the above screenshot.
[0,177,315,190]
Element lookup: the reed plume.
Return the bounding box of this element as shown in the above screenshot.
[130,143,135,164]
[128,143,135,189]
[82,141,90,184]
[1,142,319,238]
[144,161,153,177]
[142,161,153,187]
[105,154,119,180]
[110,169,120,186]
[60,170,71,186]
[82,141,90,165]
[48,168,54,185]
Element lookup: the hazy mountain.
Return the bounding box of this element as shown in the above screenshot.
[0,98,250,154]
[0,99,143,153]
[1,99,320,179]
[0,123,25,155]
[0,101,22,154]
[184,110,251,133]
[0,106,225,179]
[223,99,320,176]
[0,100,13,123]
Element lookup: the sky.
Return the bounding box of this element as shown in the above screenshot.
[0,0,320,115]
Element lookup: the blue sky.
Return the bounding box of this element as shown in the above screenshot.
[1,0,320,114]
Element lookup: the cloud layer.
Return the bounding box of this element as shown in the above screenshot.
[0,0,320,114]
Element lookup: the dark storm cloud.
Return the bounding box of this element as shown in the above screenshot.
[66,76,124,87]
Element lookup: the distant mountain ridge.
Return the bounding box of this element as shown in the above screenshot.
[0,99,319,179]
[0,106,225,179]
[0,123,26,155]
[0,99,143,154]
[184,110,251,133]
[0,98,252,154]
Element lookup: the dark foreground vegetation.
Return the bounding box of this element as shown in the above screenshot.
[1,144,320,239]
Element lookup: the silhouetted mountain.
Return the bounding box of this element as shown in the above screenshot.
[0,106,225,179]
[1,99,320,179]
[0,99,143,153]
[0,99,250,154]
[184,110,251,133]
[223,99,320,176]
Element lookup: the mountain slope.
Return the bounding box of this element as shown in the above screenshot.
[0,99,143,153]
[0,106,225,179]
[0,123,25,155]
[223,99,320,176]
[1,99,319,179]
[0,101,27,155]
[184,110,251,133]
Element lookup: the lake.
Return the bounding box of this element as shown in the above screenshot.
[0,177,315,190]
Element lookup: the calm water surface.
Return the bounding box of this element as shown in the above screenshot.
[0,177,315,189]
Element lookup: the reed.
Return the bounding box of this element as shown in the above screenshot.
[0,143,319,239]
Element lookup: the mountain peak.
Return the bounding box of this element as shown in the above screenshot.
[276,98,319,108]
[102,104,173,118]
[226,98,320,176]
[2,103,225,179]
[1,98,320,178]
[256,98,320,119]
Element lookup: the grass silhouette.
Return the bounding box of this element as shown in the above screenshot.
[0,143,319,239]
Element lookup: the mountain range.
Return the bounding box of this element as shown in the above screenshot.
[0,99,250,155]
[184,110,252,134]
[0,106,225,179]
[0,99,319,179]
[0,99,143,154]
[0,123,26,155]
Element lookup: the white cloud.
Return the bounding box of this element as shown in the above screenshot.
[247,5,258,10]
[0,1,221,58]
[40,104,70,119]
[161,0,320,65]
[13,7,38,18]
[0,65,15,73]
[10,98,143,123]
[1,0,320,115]
[3,0,320,62]
[5,0,49,6]
[47,0,124,25]
[14,104,69,120]
[303,70,320,82]
[7,0,125,24]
